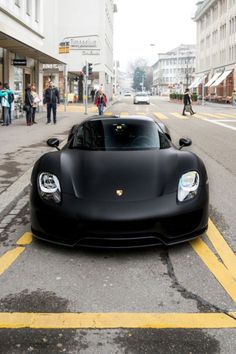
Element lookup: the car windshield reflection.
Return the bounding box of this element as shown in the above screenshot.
[70,119,171,151]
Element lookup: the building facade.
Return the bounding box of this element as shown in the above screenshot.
[194,0,236,98]
[152,44,196,95]
[57,0,117,102]
[0,0,63,104]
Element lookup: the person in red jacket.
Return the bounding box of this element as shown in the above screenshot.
[95,90,107,115]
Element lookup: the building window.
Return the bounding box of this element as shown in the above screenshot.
[15,0,21,7]
[26,0,32,15]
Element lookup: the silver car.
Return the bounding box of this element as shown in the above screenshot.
[133,92,150,104]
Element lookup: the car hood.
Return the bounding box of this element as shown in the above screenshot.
[57,149,202,202]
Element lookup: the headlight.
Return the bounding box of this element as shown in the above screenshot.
[178,171,199,202]
[38,172,61,203]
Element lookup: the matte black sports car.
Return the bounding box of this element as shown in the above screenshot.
[30,115,209,248]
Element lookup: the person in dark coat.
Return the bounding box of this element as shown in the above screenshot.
[24,84,33,126]
[90,88,95,103]
[182,88,195,116]
[43,81,60,124]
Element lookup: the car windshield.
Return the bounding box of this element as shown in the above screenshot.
[136,93,148,96]
[70,119,171,151]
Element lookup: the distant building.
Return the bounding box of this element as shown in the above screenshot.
[57,0,117,102]
[152,44,196,95]
[193,0,236,99]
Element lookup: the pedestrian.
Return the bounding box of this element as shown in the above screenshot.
[31,83,41,124]
[43,81,60,124]
[1,83,11,126]
[232,90,236,106]
[182,88,195,116]
[24,83,33,126]
[4,83,14,124]
[95,89,107,115]
[90,88,95,103]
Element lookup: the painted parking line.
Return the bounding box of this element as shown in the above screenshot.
[0,233,32,276]
[16,232,32,246]
[206,219,236,279]
[190,238,236,302]
[0,312,235,329]
[153,112,168,120]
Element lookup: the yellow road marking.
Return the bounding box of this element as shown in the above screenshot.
[190,238,236,302]
[154,112,168,120]
[120,112,129,116]
[137,112,145,115]
[216,113,236,119]
[104,111,113,116]
[206,219,236,279]
[0,312,235,329]
[194,114,207,119]
[0,247,25,276]
[201,113,225,119]
[171,112,188,119]
[16,232,32,246]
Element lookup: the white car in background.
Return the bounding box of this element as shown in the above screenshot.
[133,92,150,104]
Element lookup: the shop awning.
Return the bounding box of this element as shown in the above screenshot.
[0,31,65,64]
[211,70,232,87]
[189,75,207,89]
[205,72,222,87]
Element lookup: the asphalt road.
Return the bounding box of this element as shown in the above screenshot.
[0,96,235,353]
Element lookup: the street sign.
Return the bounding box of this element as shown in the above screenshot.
[12,59,27,66]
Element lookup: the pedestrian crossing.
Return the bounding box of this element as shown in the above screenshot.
[104,111,236,121]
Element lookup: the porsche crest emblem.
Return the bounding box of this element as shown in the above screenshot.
[116,189,124,197]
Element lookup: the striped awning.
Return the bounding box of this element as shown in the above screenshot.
[205,72,222,87]
[211,70,232,87]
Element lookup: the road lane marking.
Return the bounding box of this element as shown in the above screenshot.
[0,233,33,276]
[217,113,236,119]
[201,113,227,119]
[104,111,113,116]
[206,219,236,279]
[171,112,189,119]
[0,312,235,329]
[120,112,129,116]
[16,232,32,246]
[153,112,168,120]
[204,119,236,131]
[0,247,25,276]
[137,112,145,115]
[193,114,207,119]
[190,238,236,302]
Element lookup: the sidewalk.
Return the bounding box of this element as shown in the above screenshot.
[0,99,117,218]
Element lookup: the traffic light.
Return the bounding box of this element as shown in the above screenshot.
[88,63,93,75]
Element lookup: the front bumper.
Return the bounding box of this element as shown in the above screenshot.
[30,186,209,248]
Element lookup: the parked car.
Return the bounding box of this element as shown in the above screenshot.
[30,115,209,248]
[134,92,150,104]
[124,92,132,96]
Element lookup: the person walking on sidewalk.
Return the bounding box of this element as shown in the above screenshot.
[24,84,33,126]
[44,81,60,124]
[95,89,107,115]
[31,84,41,124]
[182,88,195,116]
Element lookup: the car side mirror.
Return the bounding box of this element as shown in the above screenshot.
[179,137,192,150]
[47,138,60,151]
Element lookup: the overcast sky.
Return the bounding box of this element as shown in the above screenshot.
[114,0,198,71]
